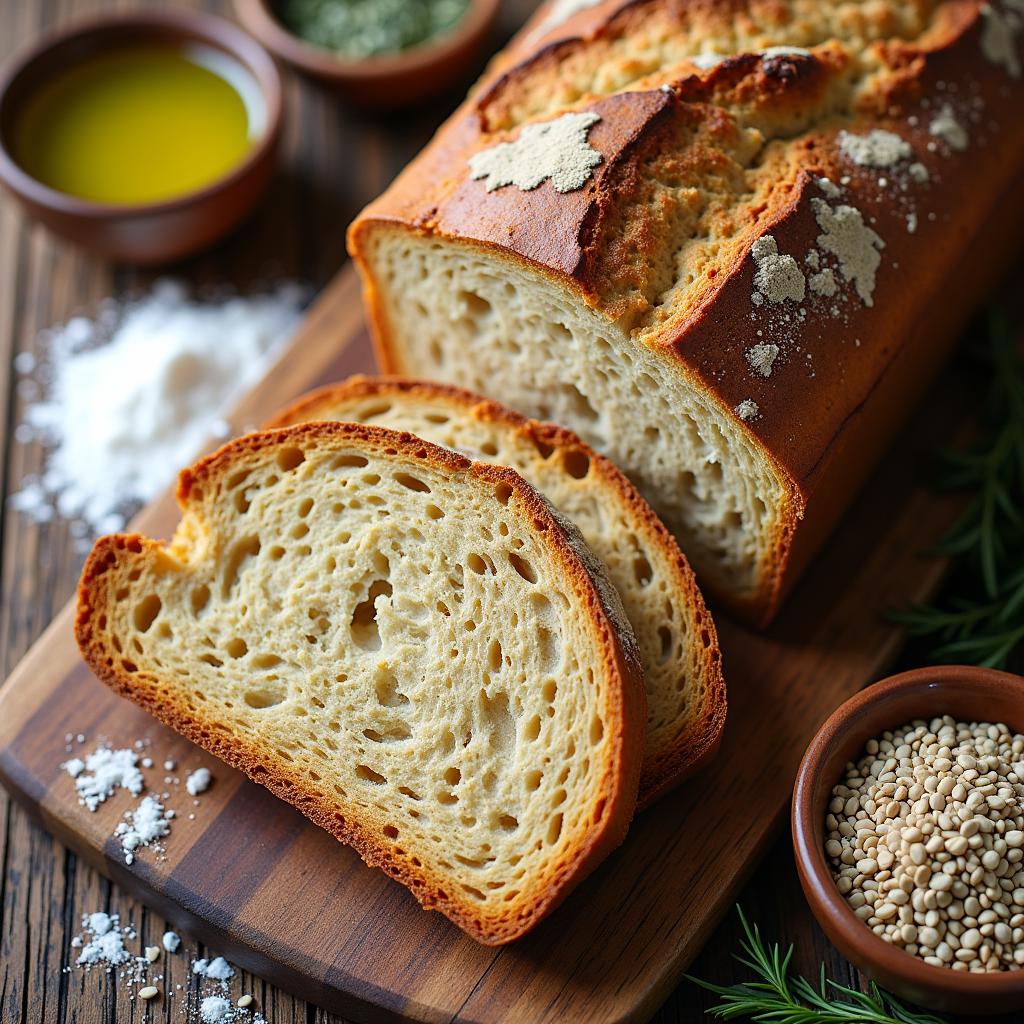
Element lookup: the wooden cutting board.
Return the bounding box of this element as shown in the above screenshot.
[0,263,972,1024]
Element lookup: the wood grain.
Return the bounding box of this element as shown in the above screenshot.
[0,255,988,1023]
[0,1,1018,1023]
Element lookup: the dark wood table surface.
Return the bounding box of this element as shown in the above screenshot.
[0,1,1012,1022]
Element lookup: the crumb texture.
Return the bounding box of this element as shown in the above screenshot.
[75,424,642,943]
[271,378,726,804]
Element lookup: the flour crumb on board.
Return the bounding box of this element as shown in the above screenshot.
[9,280,305,541]
[66,745,144,811]
[980,2,1022,78]
[163,930,182,952]
[929,104,969,150]
[186,767,213,796]
[193,956,236,984]
[115,795,173,864]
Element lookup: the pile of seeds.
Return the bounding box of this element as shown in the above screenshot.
[826,715,1024,972]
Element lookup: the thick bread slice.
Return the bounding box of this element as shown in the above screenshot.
[269,376,726,807]
[75,422,646,945]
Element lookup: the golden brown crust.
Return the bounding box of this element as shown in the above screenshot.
[75,421,647,945]
[347,0,1024,625]
[267,375,728,807]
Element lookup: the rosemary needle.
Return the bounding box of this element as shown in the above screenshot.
[688,908,949,1024]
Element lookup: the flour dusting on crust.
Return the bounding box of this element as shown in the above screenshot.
[469,113,603,193]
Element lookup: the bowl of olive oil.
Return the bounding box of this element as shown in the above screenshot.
[0,10,283,263]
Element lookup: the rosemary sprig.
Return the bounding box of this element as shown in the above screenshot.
[688,908,949,1024]
[888,311,1024,669]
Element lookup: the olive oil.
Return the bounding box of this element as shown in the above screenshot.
[13,46,261,205]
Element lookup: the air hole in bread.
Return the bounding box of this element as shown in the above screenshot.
[244,684,284,708]
[658,626,673,663]
[297,497,314,517]
[457,290,492,317]
[252,653,282,669]
[488,640,502,672]
[546,813,563,845]
[444,766,461,786]
[351,577,392,651]
[200,653,223,668]
[437,791,458,805]
[533,437,555,460]
[633,555,653,587]
[563,449,590,479]
[537,627,559,673]
[291,522,309,540]
[494,483,512,506]
[234,490,251,514]
[398,785,421,801]
[480,689,514,753]
[394,472,430,493]
[424,412,449,424]
[383,825,399,839]
[525,769,542,791]
[221,535,261,597]
[332,453,369,469]
[426,503,445,520]
[277,447,305,471]
[508,552,537,584]
[523,715,541,742]
[541,679,557,703]
[133,594,161,633]
[226,469,250,490]
[268,545,285,561]
[590,716,604,745]
[225,637,248,659]
[121,659,138,673]
[364,721,411,743]
[356,764,386,785]
[374,671,409,709]
[480,440,499,456]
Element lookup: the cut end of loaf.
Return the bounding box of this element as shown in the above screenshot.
[74,421,646,944]
[350,225,796,621]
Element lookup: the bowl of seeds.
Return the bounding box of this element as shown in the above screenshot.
[793,665,1024,1014]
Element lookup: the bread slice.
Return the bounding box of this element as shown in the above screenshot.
[269,377,726,807]
[75,421,646,945]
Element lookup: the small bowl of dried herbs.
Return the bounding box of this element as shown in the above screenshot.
[234,0,499,108]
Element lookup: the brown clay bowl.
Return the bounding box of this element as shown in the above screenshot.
[0,10,283,264]
[234,0,499,108]
[793,665,1024,1015]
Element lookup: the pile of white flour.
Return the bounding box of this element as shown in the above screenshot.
[11,280,304,540]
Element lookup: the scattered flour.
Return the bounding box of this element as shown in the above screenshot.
[929,104,969,150]
[734,399,760,421]
[186,767,213,796]
[908,161,930,184]
[745,343,780,378]
[980,3,1022,77]
[163,931,182,952]
[838,128,912,167]
[68,746,144,811]
[468,112,603,193]
[74,912,133,970]
[811,199,886,307]
[10,280,304,539]
[759,45,812,58]
[194,956,236,983]
[115,795,173,864]
[201,996,234,1023]
[689,52,726,68]
[750,236,806,304]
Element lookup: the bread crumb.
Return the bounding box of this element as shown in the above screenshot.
[745,343,780,378]
[162,931,181,952]
[750,236,806,304]
[115,795,172,865]
[838,128,912,167]
[468,112,603,193]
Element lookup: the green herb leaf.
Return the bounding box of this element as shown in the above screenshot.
[888,311,1024,669]
[687,908,949,1024]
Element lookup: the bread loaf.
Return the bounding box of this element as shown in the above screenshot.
[269,376,726,806]
[349,0,1024,624]
[75,422,646,944]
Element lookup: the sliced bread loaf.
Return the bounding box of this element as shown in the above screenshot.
[269,377,725,807]
[75,421,646,944]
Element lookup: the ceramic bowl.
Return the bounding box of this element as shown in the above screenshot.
[234,0,499,108]
[0,10,283,264]
[793,665,1024,1014]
